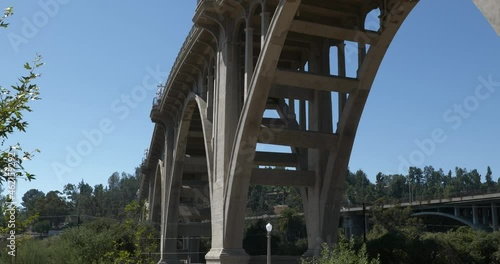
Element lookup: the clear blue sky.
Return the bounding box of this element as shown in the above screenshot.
[1,0,499,200]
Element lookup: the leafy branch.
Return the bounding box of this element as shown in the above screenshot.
[1,6,13,28]
[0,55,44,183]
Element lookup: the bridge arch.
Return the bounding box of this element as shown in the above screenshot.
[158,92,213,263]
[224,0,420,255]
[147,1,500,263]
[149,159,164,227]
[412,212,481,230]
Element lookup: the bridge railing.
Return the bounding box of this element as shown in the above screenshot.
[344,189,500,209]
[152,84,164,109]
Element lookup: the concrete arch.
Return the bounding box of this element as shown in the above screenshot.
[222,0,420,252]
[233,17,247,43]
[248,2,261,18]
[412,212,480,230]
[222,0,303,252]
[158,92,213,263]
[150,159,164,227]
[317,0,419,244]
[147,1,500,263]
[178,93,213,219]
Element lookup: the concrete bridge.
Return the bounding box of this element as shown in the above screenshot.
[137,0,500,263]
[342,192,500,238]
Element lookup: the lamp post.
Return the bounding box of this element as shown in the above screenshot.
[266,223,272,264]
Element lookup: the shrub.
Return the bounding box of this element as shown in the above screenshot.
[301,238,380,264]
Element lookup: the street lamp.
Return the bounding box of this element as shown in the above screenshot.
[266,223,272,264]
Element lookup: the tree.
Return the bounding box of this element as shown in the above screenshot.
[21,189,45,214]
[485,166,494,192]
[37,191,70,227]
[386,174,407,201]
[410,167,423,200]
[0,6,43,183]
[0,7,13,28]
[469,169,481,192]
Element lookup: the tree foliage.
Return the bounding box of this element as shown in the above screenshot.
[0,6,42,183]
[301,239,380,264]
[345,165,498,207]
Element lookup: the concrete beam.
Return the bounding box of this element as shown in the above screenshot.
[250,168,315,186]
[188,130,205,138]
[290,20,380,44]
[269,85,315,100]
[183,156,208,174]
[273,70,359,93]
[178,222,211,237]
[261,118,287,128]
[258,126,339,149]
[254,151,298,167]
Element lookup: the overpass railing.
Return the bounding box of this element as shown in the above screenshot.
[345,189,500,209]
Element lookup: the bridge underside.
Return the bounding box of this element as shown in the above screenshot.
[137,0,500,263]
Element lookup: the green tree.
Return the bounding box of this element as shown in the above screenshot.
[0,6,43,183]
[369,203,424,236]
[21,188,45,214]
[37,191,70,228]
[485,166,494,192]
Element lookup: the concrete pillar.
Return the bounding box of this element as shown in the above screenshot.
[454,207,460,217]
[337,42,347,120]
[472,205,479,225]
[244,26,254,101]
[151,171,162,226]
[188,237,201,263]
[148,179,155,220]
[299,100,306,130]
[261,10,270,50]
[302,40,334,256]
[159,128,182,264]
[205,36,249,264]
[492,203,498,231]
[482,207,488,225]
[357,43,366,75]
[207,74,214,122]
[288,99,295,119]
[298,64,306,130]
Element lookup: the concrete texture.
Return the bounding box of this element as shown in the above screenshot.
[137,0,499,263]
[474,0,500,36]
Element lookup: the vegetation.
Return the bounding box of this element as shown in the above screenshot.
[0,166,158,263]
[345,166,498,206]
[0,201,158,264]
[301,239,380,264]
[1,6,43,183]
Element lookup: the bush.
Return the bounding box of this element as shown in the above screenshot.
[422,227,500,264]
[301,238,380,264]
[0,236,80,264]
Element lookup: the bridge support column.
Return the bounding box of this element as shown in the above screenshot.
[159,128,182,264]
[187,237,201,263]
[301,39,336,257]
[244,26,254,100]
[207,74,214,122]
[492,203,498,231]
[454,207,460,217]
[472,205,479,225]
[260,9,270,49]
[482,207,488,225]
[205,34,250,264]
